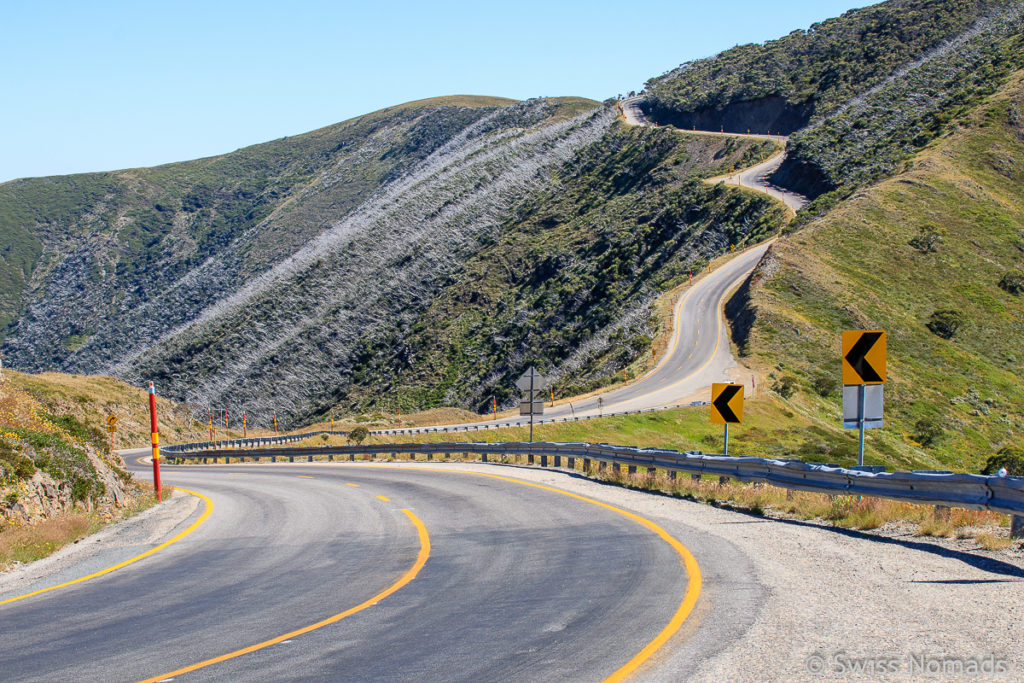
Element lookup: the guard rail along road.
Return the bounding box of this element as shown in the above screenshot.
[161,438,1024,519]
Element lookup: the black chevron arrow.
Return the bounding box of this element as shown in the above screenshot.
[713,385,742,423]
[845,332,884,383]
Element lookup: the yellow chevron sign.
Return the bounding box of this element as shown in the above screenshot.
[842,330,886,385]
[710,383,743,424]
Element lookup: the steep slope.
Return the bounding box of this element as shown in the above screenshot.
[0,95,522,353]
[643,0,1024,200]
[1,93,783,425]
[344,126,783,412]
[729,69,1024,471]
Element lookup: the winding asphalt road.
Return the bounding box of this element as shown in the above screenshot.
[379,239,772,434]
[0,452,754,681]
[621,97,808,214]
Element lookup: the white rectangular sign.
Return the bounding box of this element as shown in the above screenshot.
[843,384,883,429]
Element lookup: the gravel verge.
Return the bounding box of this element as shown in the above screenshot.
[0,490,199,598]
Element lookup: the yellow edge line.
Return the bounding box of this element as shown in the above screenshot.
[457,471,702,682]
[320,465,701,680]
[138,509,430,683]
[0,488,213,607]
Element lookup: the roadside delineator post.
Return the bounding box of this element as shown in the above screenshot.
[148,382,162,502]
[207,409,214,442]
[243,411,247,438]
[273,411,278,435]
[1011,515,1024,539]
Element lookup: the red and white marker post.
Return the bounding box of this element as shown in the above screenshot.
[148,382,162,501]
[273,411,278,435]
[243,411,247,438]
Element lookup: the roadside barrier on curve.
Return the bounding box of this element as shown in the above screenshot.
[161,440,1024,518]
[163,401,712,452]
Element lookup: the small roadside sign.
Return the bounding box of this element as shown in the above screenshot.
[710,383,744,424]
[515,367,547,392]
[107,414,118,426]
[516,367,547,442]
[107,425,117,433]
[843,385,883,429]
[842,330,886,385]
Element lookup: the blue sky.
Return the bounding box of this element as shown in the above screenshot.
[0,0,873,182]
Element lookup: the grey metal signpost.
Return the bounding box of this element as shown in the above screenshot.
[841,330,886,467]
[516,367,547,443]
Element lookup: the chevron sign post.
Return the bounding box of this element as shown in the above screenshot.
[711,383,743,456]
[842,330,886,467]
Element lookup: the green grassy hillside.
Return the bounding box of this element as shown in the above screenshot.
[730,69,1024,472]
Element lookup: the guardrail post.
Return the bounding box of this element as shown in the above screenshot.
[481,453,488,462]
[540,455,548,467]
[627,465,637,475]
[667,470,676,480]
[327,453,334,462]
[1012,515,1024,539]
[599,461,606,472]
[718,475,730,485]
[444,452,450,460]
[426,452,433,461]
[647,467,656,475]
[391,451,397,460]
[307,454,313,463]
[583,458,590,473]
[528,454,535,465]
[349,453,355,462]
[288,454,295,463]
[554,455,561,468]
[691,473,701,482]
[567,457,574,469]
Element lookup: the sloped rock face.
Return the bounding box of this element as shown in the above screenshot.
[1,446,135,527]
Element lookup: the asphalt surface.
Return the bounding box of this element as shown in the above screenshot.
[621,97,808,213]
[0,451,742,681]
[378,240,772,436]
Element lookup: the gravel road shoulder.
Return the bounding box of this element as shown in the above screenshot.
[0,490,199,599]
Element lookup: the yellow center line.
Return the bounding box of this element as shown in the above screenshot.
[345,482,359,487]
[138,509,430,683]
[296,475,314,479]
[0,488,213,607]
[312,464,701,680]
[376,495,390,502]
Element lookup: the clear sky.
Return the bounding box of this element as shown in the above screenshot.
[0,0,874,183]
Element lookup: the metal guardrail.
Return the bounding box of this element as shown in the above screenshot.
[161,440,1024,518]
[162,401,711,452]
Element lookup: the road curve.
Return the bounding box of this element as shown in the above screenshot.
[379,239,772,434]
[621,97,808,214]
[0,452,714,681]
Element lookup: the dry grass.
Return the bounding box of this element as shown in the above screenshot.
[0,487,165,570]
[976,533,1014,551]
[0,514,93,568]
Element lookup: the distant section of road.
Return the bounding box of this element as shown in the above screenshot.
[621,97,808,214]
[374,239,772,436]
